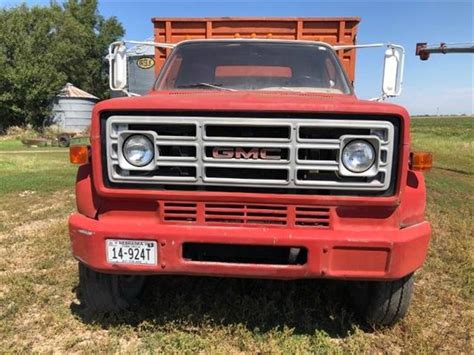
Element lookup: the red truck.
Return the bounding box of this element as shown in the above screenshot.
[69,18,432,326]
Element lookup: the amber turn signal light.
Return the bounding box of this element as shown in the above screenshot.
[410,151,433,171]
[70,145,90,165]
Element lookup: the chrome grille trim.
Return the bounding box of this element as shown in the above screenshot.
[106,115,395,191]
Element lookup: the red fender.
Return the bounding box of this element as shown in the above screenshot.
[398,170,427,227]
[75,163,101,219]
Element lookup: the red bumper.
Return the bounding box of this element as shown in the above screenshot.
[69,213,430,281]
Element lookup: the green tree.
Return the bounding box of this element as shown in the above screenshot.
[0,1,124,129]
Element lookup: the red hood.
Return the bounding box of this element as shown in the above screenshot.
[94,90,409,117]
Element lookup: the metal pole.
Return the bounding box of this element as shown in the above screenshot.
[416,42,474,60]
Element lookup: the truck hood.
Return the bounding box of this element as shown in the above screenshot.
[95,91,409,117]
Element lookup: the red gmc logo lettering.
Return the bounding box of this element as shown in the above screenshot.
[212,147,281,160]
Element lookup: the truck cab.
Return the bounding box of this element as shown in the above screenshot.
[69,32,431,327]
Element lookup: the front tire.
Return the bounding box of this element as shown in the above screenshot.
[78,263,146,312]
[351,273,415,327]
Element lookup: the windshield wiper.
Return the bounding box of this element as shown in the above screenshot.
[177,83,236,91]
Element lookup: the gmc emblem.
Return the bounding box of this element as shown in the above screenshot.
[212,147,281,160]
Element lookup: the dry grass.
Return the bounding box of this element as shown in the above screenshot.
[0,117,472,353]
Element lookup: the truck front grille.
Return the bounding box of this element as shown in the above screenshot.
[160,201,331,228]
[105,115,396,192]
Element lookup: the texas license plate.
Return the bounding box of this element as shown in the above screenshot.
[106,239,157,265]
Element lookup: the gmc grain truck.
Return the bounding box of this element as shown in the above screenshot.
[69,18,432,326]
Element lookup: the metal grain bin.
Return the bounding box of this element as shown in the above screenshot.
[51,83,98,133]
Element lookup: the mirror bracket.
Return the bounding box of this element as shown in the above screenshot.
[335,43,405,101]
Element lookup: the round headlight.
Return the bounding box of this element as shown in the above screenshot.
[123,135,154,167]
[342,140,375,173]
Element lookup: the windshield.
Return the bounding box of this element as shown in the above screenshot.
[156,41,352,94]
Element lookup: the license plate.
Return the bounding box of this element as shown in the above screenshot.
[106,239,157,265]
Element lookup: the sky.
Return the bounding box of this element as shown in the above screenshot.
[1,0,473,115]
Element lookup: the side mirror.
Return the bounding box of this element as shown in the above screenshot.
[109,42,128,91]
[382,45,405,97]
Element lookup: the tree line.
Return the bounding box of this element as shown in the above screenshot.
[0,0,124,130]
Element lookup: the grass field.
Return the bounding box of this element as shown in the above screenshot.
[0,117,472,353]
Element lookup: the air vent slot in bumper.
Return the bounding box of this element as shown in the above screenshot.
[161,202,197,222]
[160,201,331,228]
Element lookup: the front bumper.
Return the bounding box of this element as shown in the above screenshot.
[69,213,430,281]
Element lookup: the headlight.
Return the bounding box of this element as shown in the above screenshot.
[123,135,154,167]
[342,140,375,173]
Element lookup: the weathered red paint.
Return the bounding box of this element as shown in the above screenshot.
[75,164,101,219]
[69,211,430,280]
[70,90,431,280]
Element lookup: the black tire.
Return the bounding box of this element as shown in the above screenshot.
[78,263,146,312]
[350,273,415,327]
[58,134,71,147]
